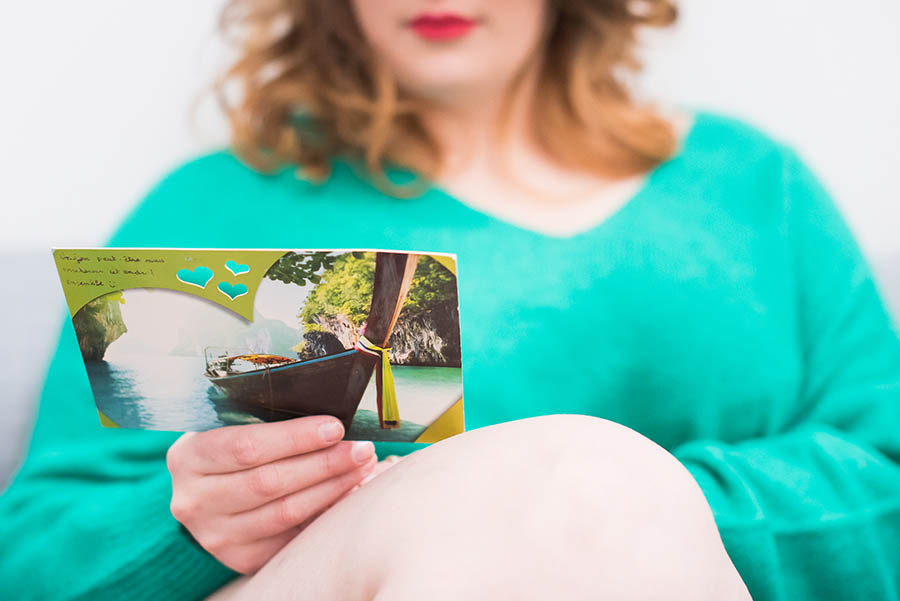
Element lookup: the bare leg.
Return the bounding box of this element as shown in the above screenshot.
[212,415,750,601]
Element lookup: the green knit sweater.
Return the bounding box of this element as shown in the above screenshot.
[2,112,899,601]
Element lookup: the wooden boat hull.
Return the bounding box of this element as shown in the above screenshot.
[205,252,419,433]
[207,349,378,431]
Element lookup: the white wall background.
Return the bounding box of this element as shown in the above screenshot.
[2,0,898,255]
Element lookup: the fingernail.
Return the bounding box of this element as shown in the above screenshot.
[319,421,343,443]
[351,441,375,465]
[360,461,377,481]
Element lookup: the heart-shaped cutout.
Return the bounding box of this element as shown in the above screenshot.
[176,266,214,289]
[225,260,250,276]
[218,281,249,300]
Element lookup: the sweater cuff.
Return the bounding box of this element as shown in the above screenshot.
[69,469,237,601]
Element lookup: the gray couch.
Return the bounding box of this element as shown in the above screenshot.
[1,251,898,487]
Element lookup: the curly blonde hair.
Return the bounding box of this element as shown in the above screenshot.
[219,0,679,190]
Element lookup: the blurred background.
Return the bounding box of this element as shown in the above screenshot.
[1,0,898,483]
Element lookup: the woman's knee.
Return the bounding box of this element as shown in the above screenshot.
[364,415,747,599]
[235,415,749,600]
[416,414,707,524]
[512,415,749,599]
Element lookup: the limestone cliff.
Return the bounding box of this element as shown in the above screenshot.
[72,293,128,362]
[296,307,461,367]
[387,310,461,366]
[293,253,461,366]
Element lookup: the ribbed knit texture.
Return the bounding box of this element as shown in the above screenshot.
[2,112,899,600]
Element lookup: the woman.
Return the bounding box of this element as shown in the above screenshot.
[2,1,899,600]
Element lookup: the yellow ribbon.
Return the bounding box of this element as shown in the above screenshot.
[355,335,401,428]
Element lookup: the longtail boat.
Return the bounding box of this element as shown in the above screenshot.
[204,252,419,431]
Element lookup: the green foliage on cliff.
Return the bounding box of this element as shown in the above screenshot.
[403,256,458,319]
[301,253,376,326]
[264,251,365,287]
[300,254,457,327]
[264,251,332,286]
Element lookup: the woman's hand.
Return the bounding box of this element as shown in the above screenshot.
[166,416,377,574]
[346,454,405,496]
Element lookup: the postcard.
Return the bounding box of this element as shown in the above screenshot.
[52,248,464,443]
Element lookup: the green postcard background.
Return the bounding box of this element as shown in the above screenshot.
[54,249,288,320]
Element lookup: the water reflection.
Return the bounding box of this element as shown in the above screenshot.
[85,355,462,439]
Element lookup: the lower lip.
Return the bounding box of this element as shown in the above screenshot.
[410,19,476,41]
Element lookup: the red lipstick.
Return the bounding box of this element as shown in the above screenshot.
[409,14,477,41]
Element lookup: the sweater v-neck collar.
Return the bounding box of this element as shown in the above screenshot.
[419,112,701,240]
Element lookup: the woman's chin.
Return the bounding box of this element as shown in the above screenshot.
[398,70,512,105]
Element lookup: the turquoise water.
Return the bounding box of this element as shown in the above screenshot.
[85,355,462,441]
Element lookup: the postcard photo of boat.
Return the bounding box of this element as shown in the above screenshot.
[60,249,463,443]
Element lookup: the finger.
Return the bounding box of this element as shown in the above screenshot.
[201,440,377,513]
[341,454,407,500]
[185,415,347,474]
[359,454,404,486]
[214,526,305,575]
[229,454,377,540]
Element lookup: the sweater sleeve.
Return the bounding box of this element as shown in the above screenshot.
[0,165,237,601]
[674,148,900,601]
